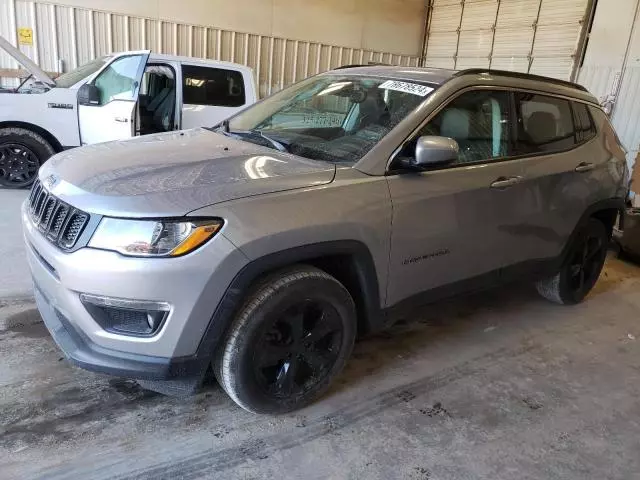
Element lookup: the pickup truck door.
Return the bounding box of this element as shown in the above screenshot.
[78,51,150,145]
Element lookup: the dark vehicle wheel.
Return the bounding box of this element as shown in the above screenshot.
[0,128,55,189]
[214,266,357,414]
[536,218,609,305]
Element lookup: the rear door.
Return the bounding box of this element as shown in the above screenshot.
[509,92,593,263]
[180,64,253,128]
[385,89,531,307]
[78,51,150,144]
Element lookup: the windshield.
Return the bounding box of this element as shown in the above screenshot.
[226,75,436,164]
[55,57,110,88]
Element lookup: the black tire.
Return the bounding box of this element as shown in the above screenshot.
[536,218,609,305]
[214,265,357,414]
[0,127,55,189]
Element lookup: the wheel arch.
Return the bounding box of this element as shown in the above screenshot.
[559,198,625,267]
[194,240,384,363]
[0,120,64,152]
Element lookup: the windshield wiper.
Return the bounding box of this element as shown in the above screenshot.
[223,128,289,153]
[253,130,289,153]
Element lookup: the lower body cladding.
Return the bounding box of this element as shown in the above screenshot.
[21,201,248,395]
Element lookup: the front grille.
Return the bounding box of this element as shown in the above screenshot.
[28,179,90,250]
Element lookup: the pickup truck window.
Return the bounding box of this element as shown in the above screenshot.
[93,55,146,105]
[55,57,109,88]
[227,75,435,164]
[182,65,245,107]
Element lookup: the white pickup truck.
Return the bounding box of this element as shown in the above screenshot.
[0,36,257,188]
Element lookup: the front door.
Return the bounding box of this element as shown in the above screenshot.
[385,89,529,307]
[78,52,149,145]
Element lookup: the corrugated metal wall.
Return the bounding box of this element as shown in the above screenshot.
[577,0,640,168]
[0,0,421,95]
[424,0,590,80]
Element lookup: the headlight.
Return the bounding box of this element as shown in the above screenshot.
[88,218,223,257]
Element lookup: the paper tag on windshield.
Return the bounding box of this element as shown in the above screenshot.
[379,80,433,97]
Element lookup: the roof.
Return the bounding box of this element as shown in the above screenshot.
[148,53,254,73]
[326,65,597,103]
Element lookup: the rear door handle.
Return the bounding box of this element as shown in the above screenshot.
[575,162,595,173]
[114,116,129,123]
[490,176,521,189]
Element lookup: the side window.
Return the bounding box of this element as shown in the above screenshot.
[406,90,511,165]
[182,65,245,107]
[515,93,575,154]
[572,102,597,143]
[93,55,146,105]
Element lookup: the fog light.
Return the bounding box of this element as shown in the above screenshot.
[80,293,170,336]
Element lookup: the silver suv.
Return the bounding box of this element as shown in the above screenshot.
[22,67,628,413]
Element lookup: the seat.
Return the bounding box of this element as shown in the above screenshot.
[152,78,176,132]
[440,108,471,161]
[526,111,558,144]
[357,94,390,129]
[146,86,171,114]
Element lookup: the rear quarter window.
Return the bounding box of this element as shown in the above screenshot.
[515,93,576,154]
[182,65,246,107]
[572,102,597,143]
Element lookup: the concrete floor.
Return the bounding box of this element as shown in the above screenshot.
[0,190,31,298]
[1,246,640,479]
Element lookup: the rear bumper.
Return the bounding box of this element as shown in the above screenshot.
[33,280,203,380]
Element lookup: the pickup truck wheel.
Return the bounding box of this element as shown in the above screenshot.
[0,128,55,188]
[536,218,608,305]
[214,266,356,414]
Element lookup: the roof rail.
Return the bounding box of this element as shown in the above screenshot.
[334,62,392,70]
[453,69,588,92]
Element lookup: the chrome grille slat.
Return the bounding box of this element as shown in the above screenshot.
[41,197,56,227]
[28,179,91,250]
[59,212,89,249]
[28,181,40,206]
[48,204,70,240]
[34,188,47,218]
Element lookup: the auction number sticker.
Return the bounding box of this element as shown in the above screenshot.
[379,80,433,97]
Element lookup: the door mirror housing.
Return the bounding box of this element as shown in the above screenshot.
[413,136,459,168]
[78,83,100,106]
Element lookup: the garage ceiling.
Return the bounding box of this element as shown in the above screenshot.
[424,0,590,80]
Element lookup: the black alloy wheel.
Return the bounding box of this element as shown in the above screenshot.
[253,299,343,399]
[214,266,357,413]
[567,230,607,296]
[536,218,609,305]
[0,143,40,188]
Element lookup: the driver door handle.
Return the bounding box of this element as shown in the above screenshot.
[575,162,595,173]
[490,176,522,189]
[114,116,129,123]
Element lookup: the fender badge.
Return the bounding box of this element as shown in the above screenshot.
[47,102,74,110]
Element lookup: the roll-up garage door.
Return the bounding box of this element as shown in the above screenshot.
[424,0,590,80]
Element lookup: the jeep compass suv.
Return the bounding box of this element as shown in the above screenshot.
[23,66,628,413]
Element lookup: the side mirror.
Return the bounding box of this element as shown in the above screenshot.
[413,136,459,168]
[77,83,101,106]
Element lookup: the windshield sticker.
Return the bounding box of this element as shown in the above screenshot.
[379,80,434,97]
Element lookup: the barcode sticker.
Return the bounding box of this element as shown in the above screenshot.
[379,80,434,97]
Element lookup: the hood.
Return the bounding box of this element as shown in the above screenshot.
[40,128,336,217]
[0,35,55,87]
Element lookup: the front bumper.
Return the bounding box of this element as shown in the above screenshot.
[22,199,248,379]
[33,282,201,379]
